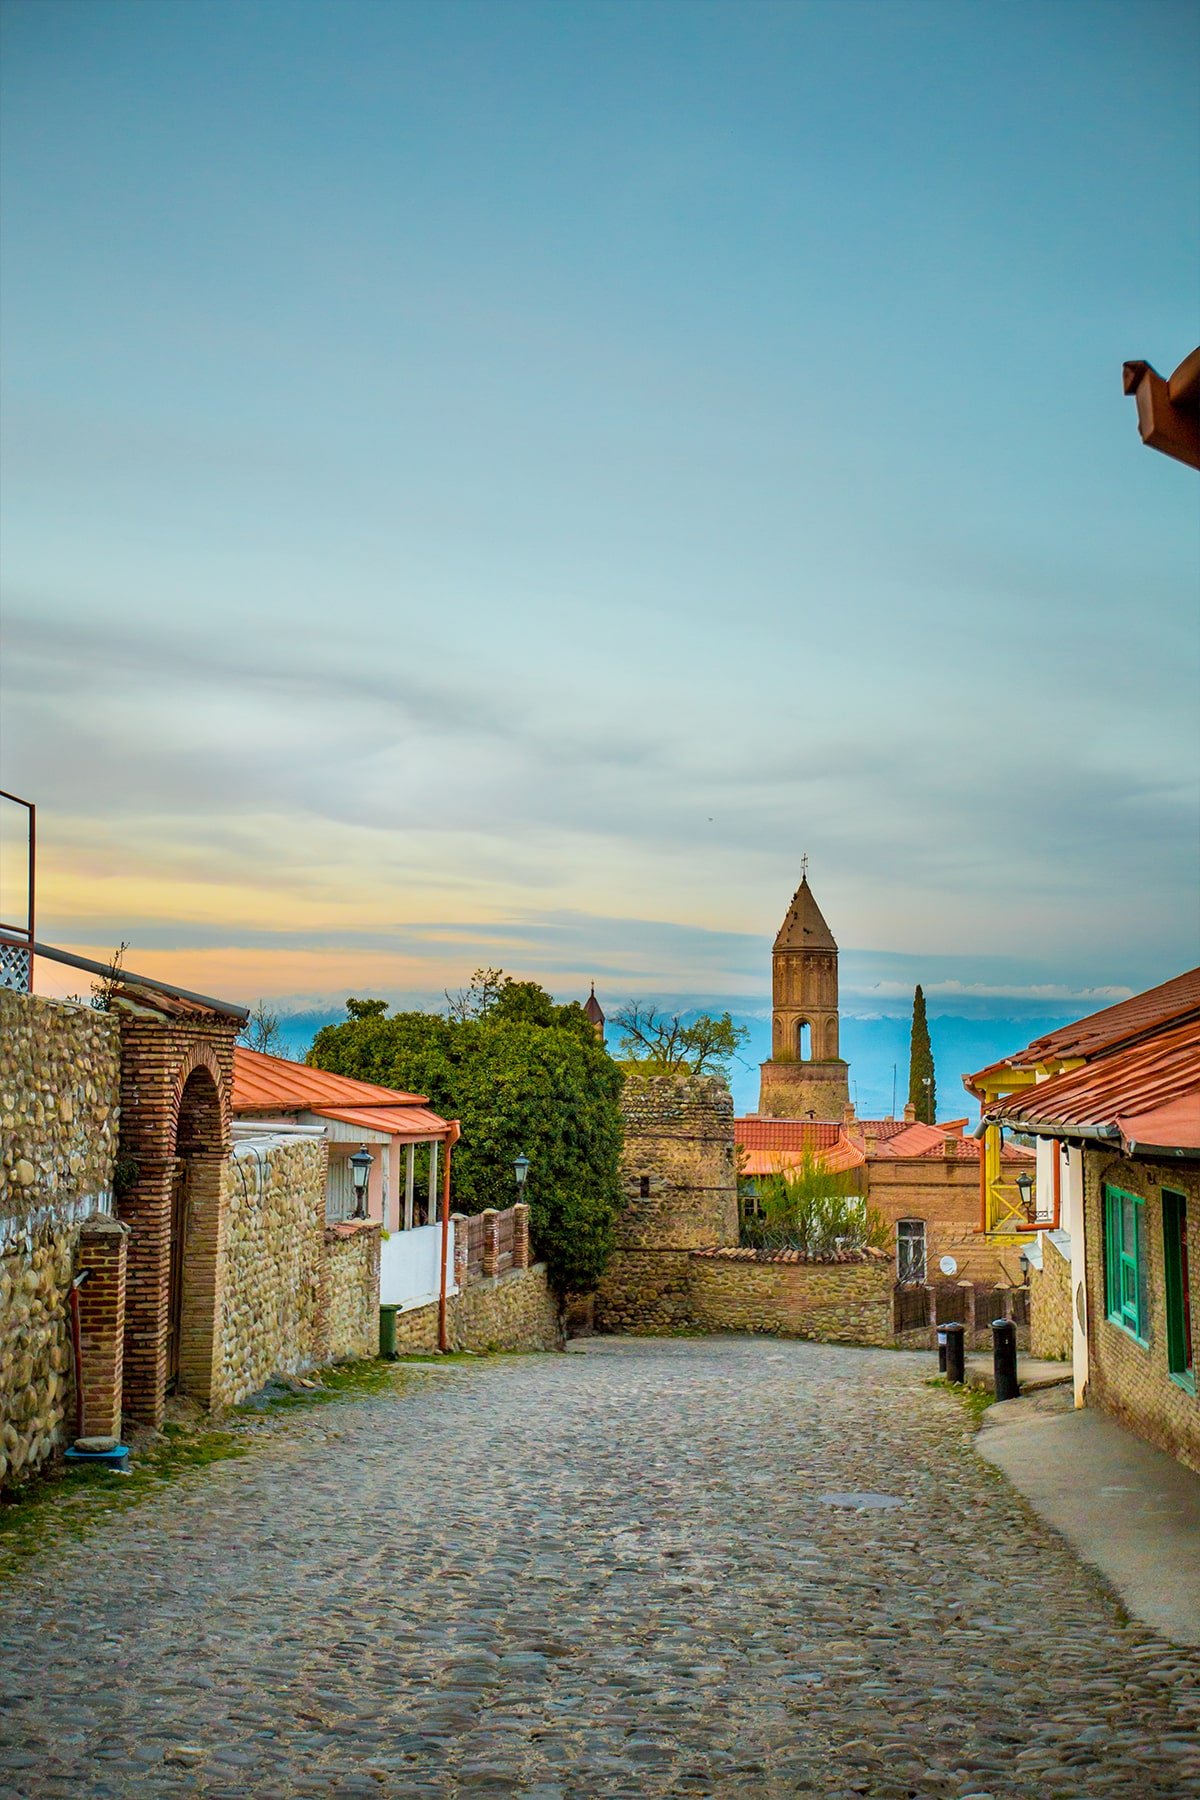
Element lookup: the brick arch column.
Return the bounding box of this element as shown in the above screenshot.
[114,1005,238,1426]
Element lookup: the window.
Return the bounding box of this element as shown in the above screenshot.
[896,1219,926,1283]
[797,1020,812,1061]
[1103,1185,1149,1342]
[325,1153,356,1225]
[638,1175,651,1198]
[1163,1190,1194,1393]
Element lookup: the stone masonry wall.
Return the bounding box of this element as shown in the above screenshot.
[450,1264,560,1352]
[1029,1234,1073,1362]
[592,1250,694,1334]
[688,1251,895,1346]
[0,993,122,1488]
[1083,1151,1200,1472]
[323,1223,382,1362]
[595,1072,737,1333]
[216,1139,327,1406]
[384,1263,562,1356]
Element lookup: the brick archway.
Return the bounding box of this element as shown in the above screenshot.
[114,1000,239,1426]
[170,1064,225,1401]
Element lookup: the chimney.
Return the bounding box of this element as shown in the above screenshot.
[903,1102,916,1124]
[842,1102,856,1124]
[943,1134,958,1157]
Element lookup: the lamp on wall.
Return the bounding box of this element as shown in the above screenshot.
[513,1152,530,1194]
[349,1145,374,1219]
[1015,1169,1034,1221]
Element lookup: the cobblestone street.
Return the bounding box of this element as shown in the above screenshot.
[2,1337,1198,1798]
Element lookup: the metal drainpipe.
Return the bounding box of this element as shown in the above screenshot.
[437,1122,462,1351]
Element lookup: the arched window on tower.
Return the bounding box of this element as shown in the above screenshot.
[797,1020,812,1061]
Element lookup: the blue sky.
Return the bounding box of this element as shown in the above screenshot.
[2,0,1197,1103]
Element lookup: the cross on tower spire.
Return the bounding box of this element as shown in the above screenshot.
[801,852,809,881]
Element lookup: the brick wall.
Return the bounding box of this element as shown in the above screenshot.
[689,1250,894,1346]
[1029,1235,1073,1361]
[114,999,238,1425]
[865,1157,1024,1289]
[75,1214,129,1440]
[1082,1151,1199,1472]
[0,992,122,1488]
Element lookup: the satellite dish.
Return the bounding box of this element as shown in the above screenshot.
[939,1255,958,1276]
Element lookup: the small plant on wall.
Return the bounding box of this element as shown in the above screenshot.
[741,1150,886,1257]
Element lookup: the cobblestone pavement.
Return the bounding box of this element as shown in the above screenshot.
[2,1336,1198,1799]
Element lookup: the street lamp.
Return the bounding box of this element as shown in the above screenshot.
[349,1145,374,1219]
[513,1152,530,1195]
[1015,1169,1035,1221]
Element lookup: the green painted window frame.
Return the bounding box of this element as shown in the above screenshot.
[1162,1189,1195,1395]
[1103,1184,1148,1344]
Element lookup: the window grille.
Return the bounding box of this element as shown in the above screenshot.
[896,1219,926,1284]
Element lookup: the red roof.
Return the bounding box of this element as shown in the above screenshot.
[967,968,1200,1091]
[736,1119,842,1151]
[986,1016,1200,1156]
[232,1048,450,1139]
[233,1046,427,1111]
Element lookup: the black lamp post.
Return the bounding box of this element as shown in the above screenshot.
[350,1145,374,1219]
[513,1152,530,1196]
[1015,1169,1035,1222]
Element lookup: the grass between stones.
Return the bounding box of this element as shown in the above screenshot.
[0,1356,415,1580]
[925,1374,996,1426]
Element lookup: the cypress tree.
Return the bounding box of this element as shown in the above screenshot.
[908,984,936,1123]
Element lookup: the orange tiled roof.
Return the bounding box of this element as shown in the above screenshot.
[233,1047,434,1116]
[967,968,1200,1092]
[736,1119,842,1151]
[985,1015,1200,1155]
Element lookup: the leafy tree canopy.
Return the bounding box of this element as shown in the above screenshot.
[613,1001,749,1080]
[308,973,622,1293]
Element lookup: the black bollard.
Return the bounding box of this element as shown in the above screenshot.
[936,1327,948,1374]
[943,1322,965,1386]
[992,1317,1019,1402]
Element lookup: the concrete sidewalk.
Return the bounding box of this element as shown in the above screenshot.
[977,1386,1200,1646]
[964,1350,1073,1395]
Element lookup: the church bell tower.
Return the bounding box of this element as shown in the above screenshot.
[758,868,851,1119]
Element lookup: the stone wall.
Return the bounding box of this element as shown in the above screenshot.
[1082,1151,1200,1472]
[217,1139,327,1406]
[385,1263,562,1355]
[592,1250,694,1334]
[322,1222,382,1362]
[688,1249,894,1346]
[1029,1234,1073,1361]
[594,1072,737,1333]
[451,1264,560,1352]
[0,993,122,1488]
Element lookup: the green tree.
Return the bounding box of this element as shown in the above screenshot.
[613,1001,749,1079]
[741,1150,884,1256]
[908,984,936,1123]
[309,978,623,1294]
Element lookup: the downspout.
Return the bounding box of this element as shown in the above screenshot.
[1051,1141,1062,1232]
[437,1121,462,1352]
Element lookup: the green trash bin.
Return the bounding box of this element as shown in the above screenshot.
[379,1304,401,1361]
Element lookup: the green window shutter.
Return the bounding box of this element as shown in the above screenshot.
[1163,1190,1195,1389]
[1104,1185,1147,1342]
